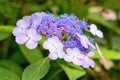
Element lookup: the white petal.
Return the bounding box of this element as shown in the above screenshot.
[13,27,23,36]
[89,24,97,31]
[42,41,49,49]
[72,48,84,58]
[43,36,64,53]
[66,48,73,56]
[89,59,95,68]
[87,42,96,49]
[42,40,55,51]
[89,24,97,35]
[82,62,89,68]
[22,16,30,22]
[31,33,42,41]
[81,57,90,68]
[54,41,64,50]
[25,40,38,49]
[84,57,95,68]
[58,51,65,59]
[64,55,73,62]
[73,58,82,66]
[81,40,88,48]
[87,51,95,57]
[73,48,80,54]
[76,34,89,48]
[48,53,58,60]
[95,30,103,38]
[16,19,29,28]
[15,34,28,44]
[51,36,59,42]
[47,36,59,44]
[26,29,37,38]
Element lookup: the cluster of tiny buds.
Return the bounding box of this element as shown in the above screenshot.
[13,12,104,68]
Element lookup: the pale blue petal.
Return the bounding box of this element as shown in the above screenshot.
[26,29,42,41]
[16,19,29,28]
[58,51,65,59]
[66,48,73,56]
[87,50,95,57]
[82,56,95,68]
[89,24,97,35]
[76,33,88,48]
[26,29,37,38]
[48,53,58,60]
[96,30,103,38]
[25,40,38,49]
[81,40,88,48]
[13,27,23,36]
[88,42,96,49]
[15,34,28,44]
[54,41,64,50]
[22,16,31,22]
[73,58,82,66]
[89,59,95,68]
[42,40,55,51]
[42,40,51,49]
[32,33,42,41]
[81,58,90,68]
[64,54,73,62]
[30,12,46,28]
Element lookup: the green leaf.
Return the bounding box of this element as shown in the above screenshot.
[0,60,23,77]
[111,36,120,50]
[92,46,120,60]
[0,67,20,80]
[19,45,43,64]
[58,60,86,80]
[0,32,11,41]
[0,25,14,33]
[0,25,14,41]
[10,51,27,64]
[22,57,50,80]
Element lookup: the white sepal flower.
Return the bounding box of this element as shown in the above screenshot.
[64,48,83,66]
[76,33,95,49]
[43,36,65,60]
[89,24,103,38]
[15,29,42,49]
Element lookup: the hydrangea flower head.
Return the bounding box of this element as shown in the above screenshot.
[13,12,104,68]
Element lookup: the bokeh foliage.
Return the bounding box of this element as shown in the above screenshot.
[0,0,120,80]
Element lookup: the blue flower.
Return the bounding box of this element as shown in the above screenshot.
[13,12,104,68]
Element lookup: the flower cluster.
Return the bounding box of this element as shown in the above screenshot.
[13,12,104,68]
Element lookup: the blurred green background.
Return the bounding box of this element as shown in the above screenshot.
[0,0,120,80]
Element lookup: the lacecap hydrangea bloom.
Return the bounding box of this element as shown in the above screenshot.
[13,12,104,68]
